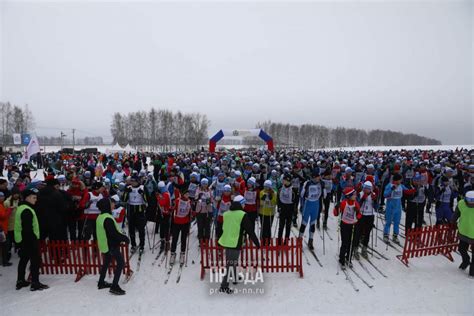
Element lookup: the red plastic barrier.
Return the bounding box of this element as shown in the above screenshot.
[397,224,459,267]
[200,237,303,280]
[39,240,132,282]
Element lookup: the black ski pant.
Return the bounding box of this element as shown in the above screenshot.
[197,213,212,241]
[459,240,474,277]
[80,218,97,241]
[259,215,274,245]
[355,215,374,248]
[292,190,300,224]
[67,219,78,241]
[3,231,14,264]
[246,212,258,235]
[17,241,41,284]
[128,205,146,249]
[171,223,190,253]
[98,246,124,286]
[160,214,171,241]
[339,222,359,264]
[278,204,294,242]
[405,201,425,231]
[221,248,240,289]
[216,221,223,240]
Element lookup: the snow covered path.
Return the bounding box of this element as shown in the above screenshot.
[1,205,473,316]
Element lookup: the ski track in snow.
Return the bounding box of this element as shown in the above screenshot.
[1,167,473,315]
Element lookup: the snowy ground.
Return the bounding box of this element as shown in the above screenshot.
[1,167,473,315]
[1,202,473,315]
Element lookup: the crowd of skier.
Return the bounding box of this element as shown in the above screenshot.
[0,146,473,294]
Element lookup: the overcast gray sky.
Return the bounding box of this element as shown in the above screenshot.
[1,0,473,144]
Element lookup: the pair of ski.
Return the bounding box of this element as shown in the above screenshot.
[316,227,334,241]
[290,227,322,267]
[123,248,143,284]
[164,261,185,284]
[336,258,373,292]
[378,237,403,253]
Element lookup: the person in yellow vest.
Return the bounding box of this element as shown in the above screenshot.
[14,188,49,291]
[218,195,260,294]
[451,190,474,278]
[96,197,130,295]
[259,180,277,245]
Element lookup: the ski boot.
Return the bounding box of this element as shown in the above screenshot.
[378,206,385,214]
[130,246,137,254]
[392,234,400,245]
[353,248,360,260]
[98,281,112,290]
[348,261,353,268]
[322,222,328,230]
[110,284,126,295]
[16,280,30,290]
[159,239,165,253]
[292,220,298,228]
[30,282,49,291]
[308,238,314,250]
[219,286,233,294]
[169,252,176,266]
[339,259,346,270]
[361,246,368,259]
[459,261,469,270]
[180,252,186,265]
[316,221,320,230]
[383,234,389,244]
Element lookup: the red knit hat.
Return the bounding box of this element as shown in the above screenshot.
[343,187,355,196]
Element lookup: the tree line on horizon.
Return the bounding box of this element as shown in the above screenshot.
[0,102,35,146]
[110,108,210,151]
[243,120,441,149]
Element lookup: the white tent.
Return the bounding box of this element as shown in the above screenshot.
[124,144,136,153]
[106,142,125,154]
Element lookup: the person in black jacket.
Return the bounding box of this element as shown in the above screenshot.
[37,178,68,241]
[15,188,49,291]
[96,198,130,295]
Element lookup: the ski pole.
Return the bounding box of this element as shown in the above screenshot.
[375,209,379,247]
[348,223,356,265]
[151,205,161,254]
[322,211,325,255]
[336,210,341,274]
[273,212,279,239]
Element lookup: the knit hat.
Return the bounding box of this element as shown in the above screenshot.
[392,174,402,182]
[97,198,112,214]
[465,191,474,203]
[233,195,246,205]
[362,181,373,190]
[343,187,355,196]
[311,168,320,178]
[22,188,39,199]
[248,177,256,186]
[264,180,272,188]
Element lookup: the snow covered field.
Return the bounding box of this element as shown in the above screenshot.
[1,203,473,315]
